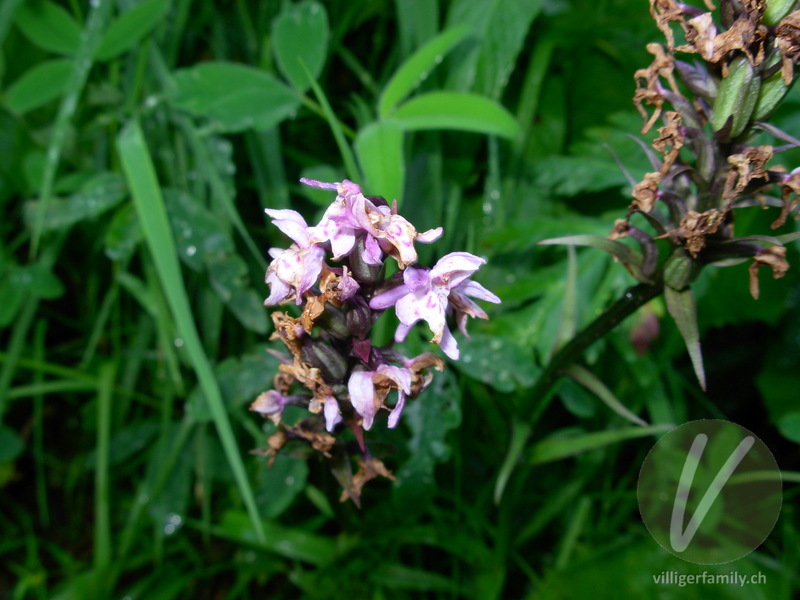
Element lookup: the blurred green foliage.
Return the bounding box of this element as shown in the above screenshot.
[0,0,798,598]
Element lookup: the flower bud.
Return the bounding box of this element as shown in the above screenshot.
[301,338,349,382]
[345,297,374,339]
[664,249,701,291]
[314,304,351,339]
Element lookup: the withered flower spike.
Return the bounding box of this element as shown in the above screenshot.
[772,169,800,228]
[631,172,663,214]
[749,246,789,299]
[635,43,682,94]
[723,145,773,201]
[650,0,687,48]
[653,111,685,174]
[776,10,800,85]
[663,209,728,256]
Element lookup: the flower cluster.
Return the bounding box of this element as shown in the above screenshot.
[251,178,500,502]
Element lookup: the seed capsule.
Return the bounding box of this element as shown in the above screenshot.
[711,56,761,139]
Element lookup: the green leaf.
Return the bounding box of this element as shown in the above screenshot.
[95,0,170,61]
[163,189,267,333]
[538,235,648,283]
[104,204,142,262]
[213,510,337,565]
[116,119,265,544]
[393,369,461,511]
[664,286,706,391]
[777,411,800,444]
[564,365,648,426]
[393,92,519,139]
[271,1,329,92]
[4,58,72,114]
[0,424,24,461]
[14,0,81,55]
[254,455,309,519]
[378,25,470,118]
[169,62,299,132]
[355,119,405,204]
[445,0,544,99]
[454,332,538,392]
[24,172,127,231]
[528,424,673,465]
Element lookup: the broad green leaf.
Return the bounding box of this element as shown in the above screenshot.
[104,204,142,262]
[214,510,337,565]
[664,286,706,390]
[393,92,519,139]
[254,455,309,519]
[528,424,673,465]
[24,172,127,231]
[538,235,648,282]
[373,565,461,593]
[378,25,470,118]
[271,1,329,92]
[206,254,268,334]
[187,347,281,422]
[393,0,438,57]
[169,62,299,132]
[95,0,170,61]
[565,365,648,426]
[5,58,72,114]
[393,369,461,511]
[355,119,405,204]
[14,0,81,55]
[454,332,539,392]
[0,263,65,322]
[163,189,267,333]
[116,119,265,544]
[445,0,544,99]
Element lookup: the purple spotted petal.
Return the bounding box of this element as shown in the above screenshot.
[265,209,312,246]
[403,266,430,290]
[377,364,412,394]
[348,371,377,430]
[369,284,410,310]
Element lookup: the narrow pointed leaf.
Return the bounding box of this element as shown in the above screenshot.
[565,365,648,427]
[14,0,81,55]
[528,424,674,465]
[539,234,648,282]
[664,286,706,391]
[116,120,265,544]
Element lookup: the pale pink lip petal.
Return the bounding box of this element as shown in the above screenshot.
[348,371,378,430]
[416,227,443,243]
[387,391,406,428]
[394,322,413,343]
[264,274,292,305]
[377,364,412,393]
[324,396,342,432]
[439,325,459,360]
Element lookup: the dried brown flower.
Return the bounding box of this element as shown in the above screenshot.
[749,246,789,298]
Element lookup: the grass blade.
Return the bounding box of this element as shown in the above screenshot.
[94,362,115,583]
[116,119,266,544]
[29,0,114,258]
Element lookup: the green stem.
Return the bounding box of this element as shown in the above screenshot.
[521,281,664,420]
[496,281,664,504]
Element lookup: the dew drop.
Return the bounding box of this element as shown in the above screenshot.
[186,245,197,257]
[174,338,184,348]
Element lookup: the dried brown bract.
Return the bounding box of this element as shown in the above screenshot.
[749,246,789,298]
